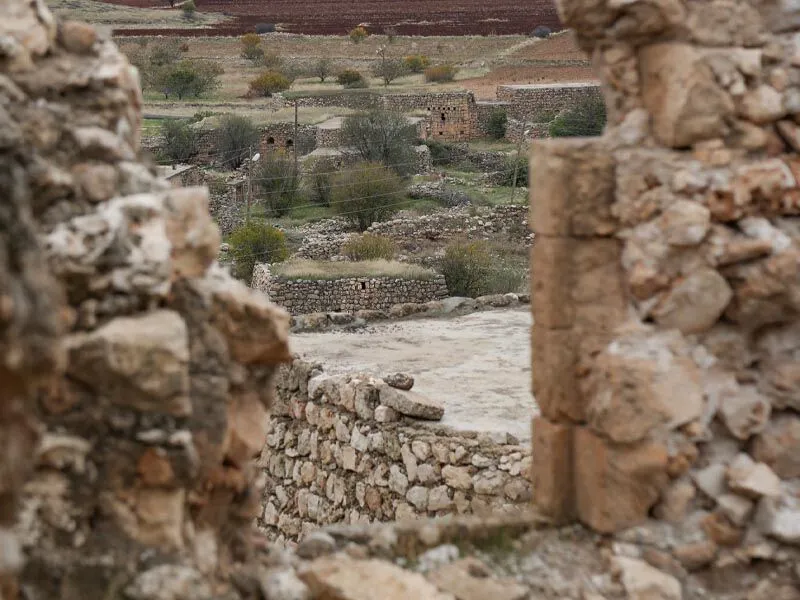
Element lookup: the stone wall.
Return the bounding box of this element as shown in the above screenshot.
[474,101,512,137]
[254,269,449,315]
[1,5,292,597]
[261,122,317,156]
[498,82,602,122]
[530,0,800,559]
[258,359,532,543]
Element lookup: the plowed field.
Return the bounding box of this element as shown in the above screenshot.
[104,0,561,36]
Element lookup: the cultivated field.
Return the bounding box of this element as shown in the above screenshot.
[98,0,560,36]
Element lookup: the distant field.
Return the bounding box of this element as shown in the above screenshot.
[93,0,561,36]
[47,0,228,29]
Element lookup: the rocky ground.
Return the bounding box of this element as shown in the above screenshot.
[291,307,534,442]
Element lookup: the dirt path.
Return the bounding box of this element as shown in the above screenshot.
[291,308,535,441]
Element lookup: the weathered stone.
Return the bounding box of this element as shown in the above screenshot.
[718,385,771,440]
[658,200,710,246]
[651,268,732,334]
[442,466,472,491]
[65,310,190,416]
[428,557,528,600]
[613,557,682,600]
[406,486,429,511]
[654,480,696,523]
[756,494,800,545]
[297,532,337,560]
[727,453,782,499]
[531,418,575,523]
[379,386,444,420]
[124,565,211,600]
[717,493,754,526]
[428,486,454,512]
[574,427,669,533]
[300,557,452,600]
[752,415,800,478]
[260,568,312,600]
[672,540,718,571]
[691,463,728,501]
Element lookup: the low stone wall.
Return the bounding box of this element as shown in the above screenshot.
[506,119,551,142]
[258,359,532,543]
[255,269,449,314]
[498,82,602,121]
[474,101,511,137]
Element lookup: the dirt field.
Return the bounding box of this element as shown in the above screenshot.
[291,308,535,441]
[101,0,560,36]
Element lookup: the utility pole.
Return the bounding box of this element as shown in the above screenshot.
[293,100,299,176]
[246,145,252,224]
[510,124,530,203]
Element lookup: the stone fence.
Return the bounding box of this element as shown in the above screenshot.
[498,82,602,122]
[258,359,532,543]
[253,267,449,315]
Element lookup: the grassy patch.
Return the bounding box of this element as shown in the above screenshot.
[271,259,438,281]
[48,0,227,28]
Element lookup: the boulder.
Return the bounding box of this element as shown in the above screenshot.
[385,373,414,391]
[379,385,444,420]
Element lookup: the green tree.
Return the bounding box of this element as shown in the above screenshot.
[153,60,222,99]
[549,96,607,137]
[331,162,406,230]
[336,69,367,88]
[181,0,196,20]
[161,119,197,162]
[255,156,300,216]
[228,222,288,284]
[372,57,407,86]
[215,114,260,169]
[305,159,333,206]
[249,70,291,97]
[341,109,417,175]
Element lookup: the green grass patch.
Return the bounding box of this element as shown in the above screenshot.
[271,259,438,281]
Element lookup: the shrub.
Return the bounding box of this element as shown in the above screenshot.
[215,114,260,169]
[373,58,408,86]
[341,109,417,175]
[487,108,507,139]
[255,23,276,34]
[228,222,288,284]
[342,233,398,261]
[161,119,197,162]
[241,33,261,49]
[531,25,552,38]
[549,96,607,137]
[424,64,458,83]
[249,70,291,97]
[152,59,223,99]
[336,69,366,88]
[242,48,264,62]
[313,58,333,82]
[439,239,494,297]
[148,39,182,66]
[255,156,300,216]
[500,154,529,187]
[179,42,189,52]
[424,139,458,166]
[305,160,333,206]
[349,26,369,43]
[331,162,406,230]
[262,51,283,70]
[181,0,196,20]
[403,54,430,73]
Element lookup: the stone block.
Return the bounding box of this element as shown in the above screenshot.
[529,138,617,237]
[574,427,669,533]
[531,236,626,332]
[530,417,575,523]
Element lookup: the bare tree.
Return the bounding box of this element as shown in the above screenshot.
[314,58,333,83]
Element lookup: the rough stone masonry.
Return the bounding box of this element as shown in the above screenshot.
[531,0,800,558]
[0,1,291,597]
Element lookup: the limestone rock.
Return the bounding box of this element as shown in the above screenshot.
[717,384,771,440]
[651,268,732,334]
[385,372,414,391]
[739,86,786,124]
[658,200,710,246]
[691,464,727,500]
[756,494,800,545]
[379,385,444,420]
[260,568,311,600]
[427,557,528,600]
[752,415,800,478]
[717,493,754,526]
[300,557,454,600]
[65,310,191,416]
[613,557,682,600]
[727,453,782,499]
[297,532,337,560]
[124,565,211,600]
[442,466,472,491]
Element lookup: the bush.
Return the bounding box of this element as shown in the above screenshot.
[531,25,552,38]
[313,58,333,82]
[305,160,333,206]
[181,0,196,20]
[152,59,223,99]
[228,222,288,284]
[148,39,182,66]
[424,64,458,82]
[349,26,369,43]
[403,54,430,73]
[439,239,526,297]
[373,58,408,86]
[240,32,263,61]
[424,139,458,166]
[161,119,197,162]
[549,96,607,137]
[255,156,300,216]
[500,154,529,187]
[336,69,366,88]
[341,109,418,175]
[215,114,260,169]
[255,23,276,34]
[487,108,507,139]
[179,42,189,52]
[342,233,398,261]
[262,51,283,70]
[331,162,406,230]
[249,70,291,97]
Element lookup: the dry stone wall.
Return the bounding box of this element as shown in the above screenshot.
[1,4,292,597]
[530,0,800,565]
[258,359,532,543]
[254,269,448,315]
[499,83,602,121]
